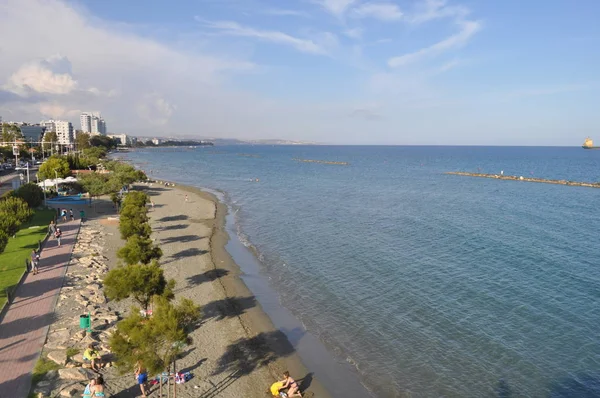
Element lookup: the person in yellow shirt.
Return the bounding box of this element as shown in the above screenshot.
[83,344,102,371]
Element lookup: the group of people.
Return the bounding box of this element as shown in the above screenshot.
[48,220,63,247]
[270,371,302,397]
[82,376,105,398]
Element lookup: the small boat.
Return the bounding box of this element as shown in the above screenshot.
[582,137,600,149]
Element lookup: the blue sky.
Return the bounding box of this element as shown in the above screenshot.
[0,0,599,144]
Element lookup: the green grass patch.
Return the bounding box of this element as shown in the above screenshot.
[66,347,80,361]
[31,355,60,386]
[0,209,55,309]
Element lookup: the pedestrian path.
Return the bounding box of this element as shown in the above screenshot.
[0,220,79,398]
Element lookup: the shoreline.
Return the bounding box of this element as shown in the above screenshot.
[172,183,333,398]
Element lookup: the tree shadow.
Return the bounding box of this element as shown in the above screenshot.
[157,224,187,231]
[157,214,188,222]
[212,330,295,377]
[170,248,208,260]
[9,276,65,300]
[161,235,204,244]
[200,370,242,398]
[549,372,600,398]
[179,357,207,374]
[185,269,229,287]
[202,296,257,322]
[109,382,143,398]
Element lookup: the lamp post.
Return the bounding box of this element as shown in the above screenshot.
[37,173,47,206]
[53,168,59,193]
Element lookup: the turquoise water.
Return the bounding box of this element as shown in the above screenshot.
[124,146,600,397]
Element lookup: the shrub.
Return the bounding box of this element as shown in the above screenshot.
[38,156,71,180]
[109,297,200,376]
[0,230,7,253]
[104,261,174,311]
[0,197,33,236]
[117,235,163,265]
[15,183,44,208]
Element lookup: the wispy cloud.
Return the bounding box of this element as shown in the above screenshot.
[409,0,469,24]
[196,17,330,54]
[344,28,363,39]
[263,9,310,18]
[312,0,359,17]
[388,20,481,67]
[350,2,403,21]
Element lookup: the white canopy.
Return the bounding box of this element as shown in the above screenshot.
[37,177,77,187]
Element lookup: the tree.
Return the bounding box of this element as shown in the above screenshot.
[78,173,110,197]
[119,205,150,239]
[90,135,117,150]
[109,297,200,376]
[122,191,149,208]
[104,262,174,311]
[38,156,70,179]
[0,230,7,253]
[14,183,44,208]
[42,131,58,153]
[117,235,162,265]
[75,132,91,150]
[0,197,33,236]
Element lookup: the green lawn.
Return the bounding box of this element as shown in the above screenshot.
[0,209,55,309]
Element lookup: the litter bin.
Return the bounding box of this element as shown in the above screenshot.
[79,314,91,330]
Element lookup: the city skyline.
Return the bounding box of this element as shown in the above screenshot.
[0,0,599,145]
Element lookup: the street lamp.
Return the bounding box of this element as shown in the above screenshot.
[53,168,59,193]
[36,173,47,206]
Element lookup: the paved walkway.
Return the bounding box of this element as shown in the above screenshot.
[0,220,79,398]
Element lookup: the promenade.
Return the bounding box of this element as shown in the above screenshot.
[0,220,79,398]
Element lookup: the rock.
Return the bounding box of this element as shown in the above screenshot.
[81,363,93,369]
[65,363,78,368]
[58,368,95,381]
[71,330,86,341]
[81,334,99,345]
[33,380,53,395]
[91,294,106,304]
[71,353,84,363]
[47,350,68,366]
[60,387,82,397]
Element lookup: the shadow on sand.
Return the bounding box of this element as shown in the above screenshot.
[185,268,229,287]
[202,296,257,322]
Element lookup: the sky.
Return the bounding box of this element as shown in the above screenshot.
[0,0,599,145]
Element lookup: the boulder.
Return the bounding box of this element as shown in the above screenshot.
[71,353,84,363]
[71,330,86,341]
[33,380,53,396]
[60,387,82,397]
[58,367,95,381]
[47,350,68,366]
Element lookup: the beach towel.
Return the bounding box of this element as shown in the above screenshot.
[270,381,285,396]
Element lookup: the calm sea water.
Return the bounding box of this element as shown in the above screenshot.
[124,146,600,397]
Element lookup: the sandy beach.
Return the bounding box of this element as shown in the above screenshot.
[34,180,330,397]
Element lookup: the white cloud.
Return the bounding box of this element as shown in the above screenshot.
[196,18,330,55]
[350,2,403,21]
[263,9,310,18]
[388,20,481,67]
[39,102,80,119]
[312,0,359,17]
[137,93,176,126]
[5,55,77,96]
[344,28,363,39]
[409,0,469,24]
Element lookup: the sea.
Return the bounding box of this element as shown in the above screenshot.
[122,146,600,397]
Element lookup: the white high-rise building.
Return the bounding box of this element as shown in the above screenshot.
[80,112,106,135]
[42,120,73,145]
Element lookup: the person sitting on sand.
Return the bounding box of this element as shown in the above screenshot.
[82,378,95,398]
[83,344,102,371]
[135,360,148,397]
[91,376,105,397]
[280,371,301,397]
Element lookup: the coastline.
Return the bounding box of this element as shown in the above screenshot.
[173,183,332,397]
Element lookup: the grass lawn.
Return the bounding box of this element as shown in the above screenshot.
[0,209,55,309]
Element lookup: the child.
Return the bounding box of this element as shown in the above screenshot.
[135,360,148,397]
[82,378,96,398]
[30,249,39,275]
[61,209,67,222]
[55,228,62,247]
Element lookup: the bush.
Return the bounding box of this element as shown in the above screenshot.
[0,197,33,236]
[0,230,7,253]
[109,297,200,376]
[117,235,162,265]
[38,156,70,180]
[15,183,44,208]
[104,261,174,310]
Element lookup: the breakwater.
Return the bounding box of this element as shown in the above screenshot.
[446,172,600,188]
[293,158,349,166]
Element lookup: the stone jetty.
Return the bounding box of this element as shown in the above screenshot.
[293,158,349,166]
[446,172,600,189]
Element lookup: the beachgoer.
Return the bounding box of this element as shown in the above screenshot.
[84,344,102,371]
[92,376,105,397]
[80,210,85,222]
[150,200,155,210]
[135,360,148,397]
[49,220,57,236]
[279,371,301,397]
[30,249,39,274]
[69,209,74,221]
[55,228,62,247]
[185,194,188,202]
[82,378,96,398]
[61,209,67,222]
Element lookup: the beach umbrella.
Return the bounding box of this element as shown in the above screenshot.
[64,176,78,182]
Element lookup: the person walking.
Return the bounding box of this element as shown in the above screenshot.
[135,360,148,397]
[69,208,74,221]
[48,220,57,236]
[185,194,188,203]
[55,228,62,247]
[61,209,67,222]
[30,249,39,275]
